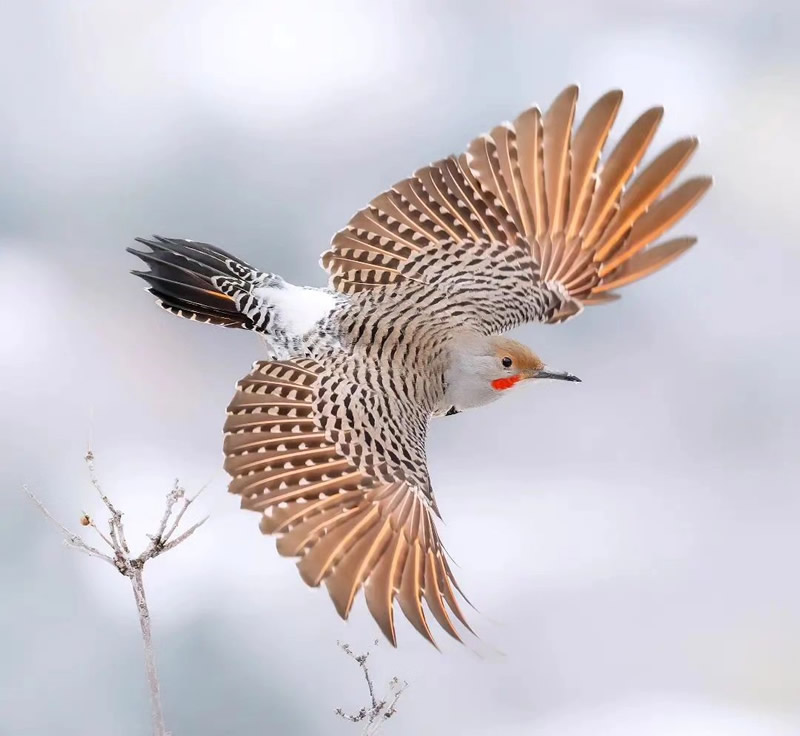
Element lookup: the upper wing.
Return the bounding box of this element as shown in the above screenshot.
[321,85,711,326]
[223,357,471,647]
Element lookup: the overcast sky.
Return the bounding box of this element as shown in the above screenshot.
[1,1,799,735]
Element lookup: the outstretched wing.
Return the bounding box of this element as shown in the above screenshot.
[223,358,471,646]
[321,86,711,326]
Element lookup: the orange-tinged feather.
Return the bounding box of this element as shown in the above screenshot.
[598,176,712,276]
[397,543,437,646]
[326,519,392,619]
[594,237,696,292]
[364,534,407,646]
[593,137,698,261]
[424,549,462,641]
[566,89,623,239]
[542,84,579,235]
[581,106,664,248]
[514,106,547,237]
[297,504,381,587]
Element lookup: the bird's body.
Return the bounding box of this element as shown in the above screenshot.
[129,86,711,646]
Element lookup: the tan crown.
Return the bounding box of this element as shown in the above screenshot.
[490,337,545,375]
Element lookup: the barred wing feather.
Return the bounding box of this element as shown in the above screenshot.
[224,359,471,647]
[321,86,710,327]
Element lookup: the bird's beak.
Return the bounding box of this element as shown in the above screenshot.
[525,367,581,382]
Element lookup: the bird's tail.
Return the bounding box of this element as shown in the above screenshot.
[127,236,269,329]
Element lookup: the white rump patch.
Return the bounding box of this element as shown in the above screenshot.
[253,283,337,338]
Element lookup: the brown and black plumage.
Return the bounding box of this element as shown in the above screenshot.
[129,86,711,646]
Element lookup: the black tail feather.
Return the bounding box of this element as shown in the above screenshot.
[145,287,244,327]
[134,236,245,276]
[128,236,259,329]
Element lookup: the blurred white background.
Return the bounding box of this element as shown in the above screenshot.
[1,1,799,734]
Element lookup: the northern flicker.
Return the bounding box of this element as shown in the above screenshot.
[128,86,711,646]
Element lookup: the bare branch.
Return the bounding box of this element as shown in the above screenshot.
[88,518,117,553]
[84,449,119,517]
[159,516,209,553]
[85,449,132,558]
[23,485,116,567]
[149,480,183,546]
[374,677,407,731]
[25,450,209,736]
[336,640,408,735]
[163,484,206,544]
[130,568,165,735]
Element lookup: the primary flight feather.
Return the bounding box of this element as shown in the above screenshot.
[128,85,711,647]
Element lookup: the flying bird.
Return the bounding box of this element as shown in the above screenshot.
[128,86,711,647]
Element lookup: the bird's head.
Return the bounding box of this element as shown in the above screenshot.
[446,334,581,412]
[487,336,581,393]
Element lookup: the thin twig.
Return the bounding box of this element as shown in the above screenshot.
[335,640,408,735]
[164,484,206,543]
[25,450,208,736]
[150,481,182,546]
[85,450,132,558]
[23,486,115,567]
[88,518,116,553]
[159,517,208,553]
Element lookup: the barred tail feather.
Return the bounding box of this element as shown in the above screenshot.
[127,236,261,328]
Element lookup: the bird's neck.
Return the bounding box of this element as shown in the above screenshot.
[443,336,502,412]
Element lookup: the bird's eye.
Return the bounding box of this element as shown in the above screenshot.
[501,356,513,368]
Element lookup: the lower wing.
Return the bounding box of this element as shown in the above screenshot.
[224,358,471,647]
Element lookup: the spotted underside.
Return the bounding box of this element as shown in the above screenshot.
[224,359,471,645]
